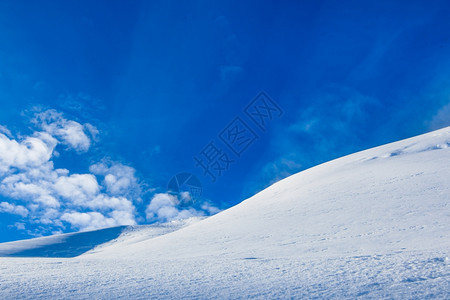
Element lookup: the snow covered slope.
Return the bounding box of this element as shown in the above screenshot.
[88,126,450,260]
[0,218,201,257]
[0,127,449,299]
[0,226,126,257]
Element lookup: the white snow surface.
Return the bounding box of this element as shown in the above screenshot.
[0,218,201,258]
[0,127,449,299]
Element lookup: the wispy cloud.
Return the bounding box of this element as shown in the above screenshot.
[251,85,380,193]
[32,109,94,152]
[430,101,450,130]
[289,85,379,142]
[0,202,28,217]
[260,156,302,186]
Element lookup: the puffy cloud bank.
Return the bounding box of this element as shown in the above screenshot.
[145,192,220,223]
[0,109,218,235]
[0,110,138,232]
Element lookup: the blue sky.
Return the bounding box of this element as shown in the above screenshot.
[1,0,449,242]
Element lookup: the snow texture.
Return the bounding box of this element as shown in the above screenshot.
[0,127,449,299]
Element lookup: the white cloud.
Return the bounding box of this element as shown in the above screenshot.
[145,193,178,222]
[39,208,62,225]
[0,132,56,173]
[0,108,218,235]
[54,174,100,204]
[145,193,219,223]
[61,210,136,231]
[200,202,221,215]
[61,212,119,231]
[84,123,99,141]
[0,125,12,137]
[109,210,137,226]
[0,179,60,208]
[0,110,140,233]
[0,202,28,217]
[32,109,95,152]
[146,193,193,222]
[90,161,141,201]
[87,194,135,213]
[13,222,26,230]
[179,191,192,206]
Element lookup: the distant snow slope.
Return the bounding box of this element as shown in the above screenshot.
[0,127,449,299]
[0,226,126,257]
[0,218,202,258]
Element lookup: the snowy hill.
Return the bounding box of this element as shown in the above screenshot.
[0,127,449,299]
[0,226,126,257]
[0,218,202,257]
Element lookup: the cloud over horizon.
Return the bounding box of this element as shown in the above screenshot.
[0,109,218,236]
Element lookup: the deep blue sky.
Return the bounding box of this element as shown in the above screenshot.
[1,0,449,242]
